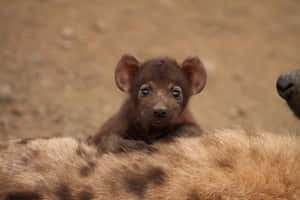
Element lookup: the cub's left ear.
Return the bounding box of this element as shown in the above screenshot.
[182,57,207,95]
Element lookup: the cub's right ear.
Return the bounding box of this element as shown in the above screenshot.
[115,54,139,92]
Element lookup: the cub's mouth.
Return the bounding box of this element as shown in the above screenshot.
[150,118,170,127]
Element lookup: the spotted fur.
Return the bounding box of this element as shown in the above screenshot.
[0,129,300,199]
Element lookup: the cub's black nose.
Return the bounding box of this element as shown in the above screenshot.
[276,76,294,100]
[153,109,167,118]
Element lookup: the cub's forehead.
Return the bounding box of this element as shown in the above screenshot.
[142,57,178,68]
[135,58,188,86]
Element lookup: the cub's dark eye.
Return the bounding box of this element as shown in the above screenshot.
[141,88,150,97]
[172,89,181,98]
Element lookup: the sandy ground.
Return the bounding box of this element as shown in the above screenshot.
[0,0,300,140]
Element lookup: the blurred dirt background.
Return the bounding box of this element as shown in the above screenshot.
[0,0,300,140]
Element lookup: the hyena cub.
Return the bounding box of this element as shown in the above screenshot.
[88,54,207,153]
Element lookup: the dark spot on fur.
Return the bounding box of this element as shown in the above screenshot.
[0,143,8,151]
[77,144,97,177]
[123,166,167,197]
[250,147,265,163]
[6,192,40,200]
[215,158,234,170]
[88,160,96,168]
[215,195,223,200]
[132,163,140,170]
[17,138,33,145]
[145,167,167,185]
[21,157,29,164]
[80,166,90,177]
[187,191,200,200]
[55,184,73,200]
[78,190,94,200]
[123,171,147,197]
[21,150,40,165]
[33,149,40,156]
[80,160,96,177]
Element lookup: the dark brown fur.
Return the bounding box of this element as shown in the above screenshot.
[187,191,201,200]
[79,161,96,177]
[88,55,207,153]
[0,143,8,151]
[5,192,41,200]
[77,190,94,200]
[55,184,73,200]
[122,166,167,197]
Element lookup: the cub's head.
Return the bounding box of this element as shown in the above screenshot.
[277,68,300,118]
[115,54,207,127]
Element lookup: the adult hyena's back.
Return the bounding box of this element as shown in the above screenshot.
[1,130,300,200]
[0,137,98,199]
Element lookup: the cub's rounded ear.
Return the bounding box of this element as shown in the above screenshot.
[182,57,207,95]
[115,54,139,92]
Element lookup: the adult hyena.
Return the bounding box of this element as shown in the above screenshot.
[277,68,300,118]
[0,129,300,200]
